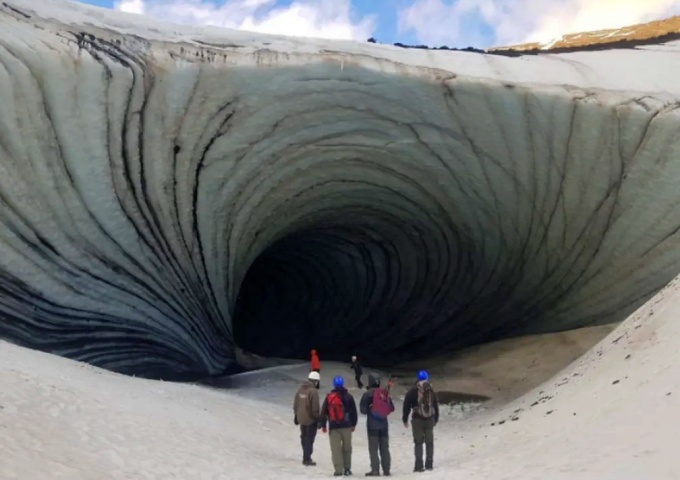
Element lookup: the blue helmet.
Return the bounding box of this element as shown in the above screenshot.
[417,370,429,381]
[333,375,344,388]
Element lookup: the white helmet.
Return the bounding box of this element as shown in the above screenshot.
[308,371,320,381]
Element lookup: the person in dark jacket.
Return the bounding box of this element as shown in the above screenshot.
[402,370,439,472]
[320,376,358,477]
[350,355,364,389]
[294,371,321,466]
[359,373,394,477]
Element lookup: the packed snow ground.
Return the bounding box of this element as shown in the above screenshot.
[2,275,680,479]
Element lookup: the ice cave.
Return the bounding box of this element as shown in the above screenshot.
[1,0,680,381]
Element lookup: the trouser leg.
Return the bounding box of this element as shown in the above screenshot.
[307,424,318,461]
[412,419,425,470]
[309,424,317,459]
[379,430,391,473]
[368,431,380,472]
[301,424,316,462]
[424,420,434,469]
[311,425,318,458]
[341,428,353,471]
[329,430,343,474]
[356,375,363,388]
[300,425,306,459]
[300,425,309,461]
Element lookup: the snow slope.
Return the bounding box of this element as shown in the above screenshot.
[2,271,680,479]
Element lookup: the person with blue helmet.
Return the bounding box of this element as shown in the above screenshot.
[320,375,358,476]
[402,370,439,472]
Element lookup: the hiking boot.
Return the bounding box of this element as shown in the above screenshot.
[365,471,380,477]
[344,468,353,476]
[425,466,433,471]
[383,473,391,477]
[303,460,317,466]
[334,473,343,477]
[414,466,425,473]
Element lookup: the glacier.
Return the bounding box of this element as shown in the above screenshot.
[0,0,680,379]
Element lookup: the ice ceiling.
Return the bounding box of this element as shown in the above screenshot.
[1,1,680,379]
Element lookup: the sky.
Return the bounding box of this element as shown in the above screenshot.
[75,0,680,48]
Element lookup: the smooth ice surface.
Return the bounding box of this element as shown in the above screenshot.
[1,0,680,377]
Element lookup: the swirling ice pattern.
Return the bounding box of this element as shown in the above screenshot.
[1,3,680,379]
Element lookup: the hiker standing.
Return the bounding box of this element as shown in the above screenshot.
[320,375,358,477]
[350,355,364,389]
[294,371,322,466]
[359,373,394,477]
[402,370,439,472]
[310,349,321,372]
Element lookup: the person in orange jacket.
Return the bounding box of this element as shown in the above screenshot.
[310,349,321,372]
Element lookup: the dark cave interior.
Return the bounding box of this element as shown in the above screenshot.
[231,212,545,367]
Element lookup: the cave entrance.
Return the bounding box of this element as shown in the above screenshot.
[232,224,396,365]
[231,214,456,368]
[229,206,619,405]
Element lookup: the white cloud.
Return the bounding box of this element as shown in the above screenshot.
[112,0,375,41]
[116,0,144,14]
[398,0,680,48]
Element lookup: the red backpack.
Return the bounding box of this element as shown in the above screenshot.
[327,392,346,422]
[370,388,392,419]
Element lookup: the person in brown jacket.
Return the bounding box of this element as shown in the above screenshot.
[294,371,321,466]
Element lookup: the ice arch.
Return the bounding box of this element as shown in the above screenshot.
[1,1,680,379]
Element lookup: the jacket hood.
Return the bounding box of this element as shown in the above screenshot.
[301,380,317,390]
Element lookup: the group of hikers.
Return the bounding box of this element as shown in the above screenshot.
[293,352,439,477]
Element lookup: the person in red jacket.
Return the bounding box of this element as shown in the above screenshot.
[310,349,321,372]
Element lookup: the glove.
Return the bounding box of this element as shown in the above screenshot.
[403,422,409,428]
[294,416,299,426]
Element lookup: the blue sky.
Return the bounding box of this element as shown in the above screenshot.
[76,0,426,45]
[73,0,680,49]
